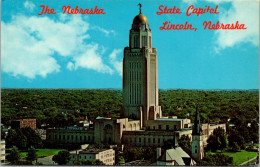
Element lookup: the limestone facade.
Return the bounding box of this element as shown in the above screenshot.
[11,118,37,130]
[1,140,5,164]
[69,148,115,165]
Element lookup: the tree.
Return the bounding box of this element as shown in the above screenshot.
[6,127,43,150]
[26,146,38,163]
[123,147,155,162]
[52,150,70,165]
[206,135,219,152]
[6,129,27,150]
[6,146,21,164]
[178,135,191,148]
[21,127,43,149]
[198,154,233,166]
[206,127,227,152]
[248,120,259,144]
[228,129,246,149]
[1,127,6,140]
[113,146,121,165]
[162,139,178,150]
[231,142,240,152]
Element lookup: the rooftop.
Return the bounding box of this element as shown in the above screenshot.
[79,148,109,154]
[156,118,185,121]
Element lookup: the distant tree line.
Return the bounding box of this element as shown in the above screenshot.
[2,89,258,128]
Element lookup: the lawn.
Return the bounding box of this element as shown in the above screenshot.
[223,150,258,166]
[20,149,65,158]
[210,150,259,166]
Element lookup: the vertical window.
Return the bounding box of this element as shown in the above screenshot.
[158,125,161,130]
[174,125,177,130]
[149,36,151,48]
[134,36,138,48]
[158,138,160,143]
[139,138,141,142]
[153,138,155,143]
[142,36,147,47]
[166,125,169,130]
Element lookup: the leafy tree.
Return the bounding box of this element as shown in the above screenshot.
[228,129,246,149]
[113,146,121,165]
[52,150,70,165]
[206,127,227,152]
[198,154,233,166]
[6,127,42,150]
[248,120,259,144]
[1,127,6,140]
[231,142,240,152]
[206,135,219,152]
[123,147,155,162]
[6,146,21,164]
[6,129,27,150]
[26,146,38,162]
[178,135,191,148]
[21,127,43,149]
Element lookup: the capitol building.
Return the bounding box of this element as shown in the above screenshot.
[46,9,225,162]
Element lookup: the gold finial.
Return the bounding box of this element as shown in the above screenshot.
[138,3,142,14]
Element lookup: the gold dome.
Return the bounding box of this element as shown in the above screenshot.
[133,14,148,24]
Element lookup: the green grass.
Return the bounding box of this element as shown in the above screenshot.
[223,150,258,165]
[209,150,259,166]
[119,158,125,163]
[17,149,65,158]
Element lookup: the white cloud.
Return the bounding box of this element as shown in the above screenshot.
[92,26,116,36]
[67,62,75,71]
[24,1,35,12]
[109,49,122,76]
[182,0,197,4]
[182,0,259,51]
[2,13,119,79]
[215,0,259,50]
[2,19,60,78]
[73,44,113,74]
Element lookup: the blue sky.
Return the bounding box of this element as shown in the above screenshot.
[1,0,259,89]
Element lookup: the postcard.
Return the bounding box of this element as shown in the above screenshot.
[1,0,259,166]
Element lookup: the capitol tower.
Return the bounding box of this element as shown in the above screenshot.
[122,6,162,128]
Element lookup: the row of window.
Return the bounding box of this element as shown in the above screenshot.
[147,125,178,130]
[127,136,171,144]
[50,134,94,142]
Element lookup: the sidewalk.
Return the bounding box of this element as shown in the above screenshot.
[239,156,258,166]
[37,155,57,165]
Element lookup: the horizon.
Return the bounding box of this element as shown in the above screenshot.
[1,87,259,91]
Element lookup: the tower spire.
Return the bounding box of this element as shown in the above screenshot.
[192,105,202,135]
[138,3,142,14]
